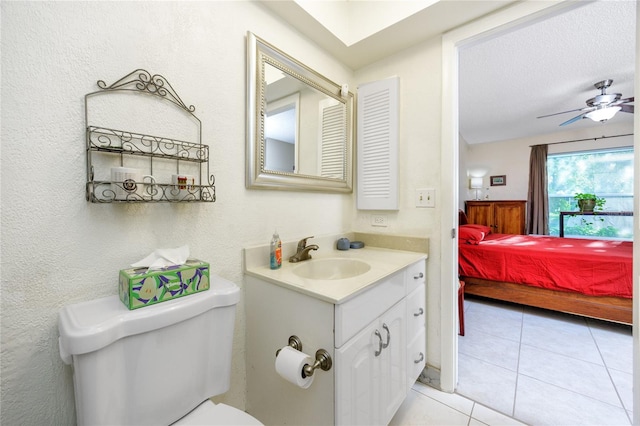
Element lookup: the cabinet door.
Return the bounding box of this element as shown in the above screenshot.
[335,321,380,426]
[379,300,407,425]
[466,202,493,228]
[494,201,526,234]
[336,300,407,426]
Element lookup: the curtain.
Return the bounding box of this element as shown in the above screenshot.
[527,144,548,234]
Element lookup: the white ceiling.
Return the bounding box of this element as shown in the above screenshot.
[459,0,636,144]
[260,0,636,145]
[259,0,517,69]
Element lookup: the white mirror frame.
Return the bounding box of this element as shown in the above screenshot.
[246,32,354,193]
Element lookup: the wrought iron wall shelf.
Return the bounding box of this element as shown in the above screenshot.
[85,69,216,203]
[87,181,215,203]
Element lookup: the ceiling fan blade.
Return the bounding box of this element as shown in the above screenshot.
[620,104,634,114]
[611,96,634,106]
[559,114,585,126]
[537,107,585,119]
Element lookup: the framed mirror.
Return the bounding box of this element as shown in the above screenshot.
[246,32,354,192]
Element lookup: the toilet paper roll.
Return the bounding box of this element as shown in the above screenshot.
[275,346,315,389]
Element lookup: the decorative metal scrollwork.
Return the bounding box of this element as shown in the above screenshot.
[96,69,195,114]
[88,127,208,162]
[87,181,216,203]
[85,69,215,204]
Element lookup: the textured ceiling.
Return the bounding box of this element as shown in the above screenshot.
[459,0,636,144]
[261,0,636,145]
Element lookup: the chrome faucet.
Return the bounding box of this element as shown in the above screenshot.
[289,236,319,263]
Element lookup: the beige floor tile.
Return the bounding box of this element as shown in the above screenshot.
[390,387,471,426]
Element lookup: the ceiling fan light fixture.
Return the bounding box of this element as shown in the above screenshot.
[538,80,633,127]
[585,106,621,123]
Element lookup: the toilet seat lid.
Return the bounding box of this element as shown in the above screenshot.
[173,400,262,426]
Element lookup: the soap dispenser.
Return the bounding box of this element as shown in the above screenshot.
[270,230,282,269]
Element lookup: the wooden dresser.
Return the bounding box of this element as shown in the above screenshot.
[465,200,526,235]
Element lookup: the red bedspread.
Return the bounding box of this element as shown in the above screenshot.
[458,234,633,298]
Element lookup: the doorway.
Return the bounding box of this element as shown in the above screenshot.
[439,1,639,424]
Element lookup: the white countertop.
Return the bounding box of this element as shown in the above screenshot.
[244,245,427,304]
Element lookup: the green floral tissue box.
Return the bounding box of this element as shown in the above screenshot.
[119,259,210,310]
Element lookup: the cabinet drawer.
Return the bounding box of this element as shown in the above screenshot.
[335,270,404,348]
[406,260,425,294]
[407,328,425,387]
[406,285,425,340]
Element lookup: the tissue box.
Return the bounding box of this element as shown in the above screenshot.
[119,259,210,310]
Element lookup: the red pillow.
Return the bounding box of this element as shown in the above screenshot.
[464,224,492,233]
[459,224,491,245]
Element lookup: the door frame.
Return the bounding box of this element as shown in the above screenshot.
[439,5,639,423]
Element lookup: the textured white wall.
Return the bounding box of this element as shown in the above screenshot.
[0,2,355,424]
[460,121,634,202]
[352,36,444,368]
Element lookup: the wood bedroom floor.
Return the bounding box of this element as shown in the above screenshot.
[456,296,633,425]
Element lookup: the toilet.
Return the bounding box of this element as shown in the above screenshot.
[58,275,262,426]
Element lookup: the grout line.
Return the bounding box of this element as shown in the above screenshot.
[517,340,608,369]
[461,299,631,425]
[458,334,519,372]
[411,387,478,423]
[515,315,627,408]
[511,308,525,418]
[511,373,632,414]
[587,319,633,425]
[518,310,607,368]
[417,384,526,425]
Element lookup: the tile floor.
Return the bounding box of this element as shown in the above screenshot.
[390,380,527,426]
[391,296,633,425]
[456,296,633,425]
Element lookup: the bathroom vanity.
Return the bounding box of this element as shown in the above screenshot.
[244,235,427,425]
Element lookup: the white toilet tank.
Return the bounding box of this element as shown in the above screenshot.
[58,274,240,426]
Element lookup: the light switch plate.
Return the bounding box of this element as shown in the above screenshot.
[416,188,435,208]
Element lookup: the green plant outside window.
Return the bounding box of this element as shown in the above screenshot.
[547,148,633,239]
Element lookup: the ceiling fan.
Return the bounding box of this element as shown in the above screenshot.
[537,79,634,126]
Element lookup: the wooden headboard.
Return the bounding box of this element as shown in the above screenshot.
[459,209,468,226]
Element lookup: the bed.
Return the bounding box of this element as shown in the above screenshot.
[458,216,633,325]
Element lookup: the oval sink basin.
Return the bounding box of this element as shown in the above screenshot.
[292,258,371,280]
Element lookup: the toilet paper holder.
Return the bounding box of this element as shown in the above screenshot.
[276,335,332,378]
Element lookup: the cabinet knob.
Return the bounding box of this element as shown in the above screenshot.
[413,307,424,317]
[413,272,424,279]
[414,352,424,364]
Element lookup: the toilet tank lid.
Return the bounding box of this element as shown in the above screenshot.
[58,274,240,357]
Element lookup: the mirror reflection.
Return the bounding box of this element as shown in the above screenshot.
[264,88,298,173]
[246,32,354,192]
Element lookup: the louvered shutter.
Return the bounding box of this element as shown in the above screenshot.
[357,77,399,210]
[321,104,346,179]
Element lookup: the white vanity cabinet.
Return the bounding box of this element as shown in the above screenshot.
[335,260,426,425]
[245,255,426,426]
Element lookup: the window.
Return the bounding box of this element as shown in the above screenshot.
[547,148,633,239]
